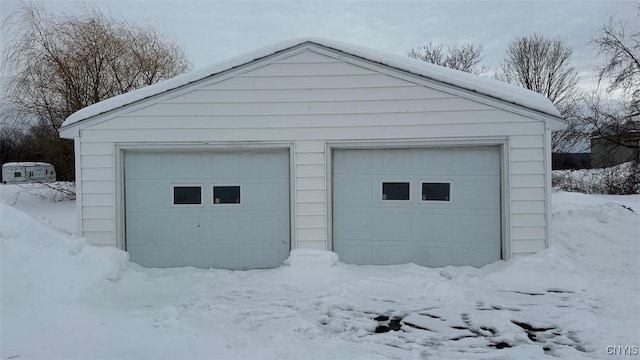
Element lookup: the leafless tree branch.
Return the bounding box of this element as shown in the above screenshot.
[408,42,488,74]
[1,1,191,180]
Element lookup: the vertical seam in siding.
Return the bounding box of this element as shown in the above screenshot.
[75,136,83,237]
[325,141,333,251]
[115,146,124,250]
[544,128,552,247]
[290,144,297,250]
[502,141,512,260]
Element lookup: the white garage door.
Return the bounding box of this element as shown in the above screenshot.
[124,150,290,269]
[333,147,501,267]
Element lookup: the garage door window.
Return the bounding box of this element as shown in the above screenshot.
[213,185,241,205]
[173,185,202,205]
[382,181,410,201]
[421,182,451,202]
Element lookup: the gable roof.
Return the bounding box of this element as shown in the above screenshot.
[60,37,563,130]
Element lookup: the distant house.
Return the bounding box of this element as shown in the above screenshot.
[591,132,640,168]
[552,153,591,170]
[2,162,56,184]
[59,38,565,270]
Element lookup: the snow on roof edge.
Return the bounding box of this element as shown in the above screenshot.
[313,38,562,119]
[61,37,562,129]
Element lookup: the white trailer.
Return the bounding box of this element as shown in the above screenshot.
[2,162,56,184]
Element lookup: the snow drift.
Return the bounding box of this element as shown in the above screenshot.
[1,191,638,359]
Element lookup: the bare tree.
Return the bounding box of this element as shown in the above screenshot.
[0,126,27,169]
[582,6,640,175]
[1,1,191,180]
[496,34,580,152]
[592,5,639,116]
[551,8,640,193]
[497,34,579,117]
[408,42,488,74]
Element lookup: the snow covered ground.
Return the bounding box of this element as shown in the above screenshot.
[1,184,638,359]
[0,182,76,235]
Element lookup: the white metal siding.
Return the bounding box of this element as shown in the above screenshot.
[77,141,115,245]
[295,140,327,249]
[76,49,550,258]
[509,131,547,254]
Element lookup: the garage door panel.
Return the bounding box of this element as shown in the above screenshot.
[212,250,244,269]
[124,249,160,268]
[333,177,374,206]
[247,182,289,210]
[128,216,169,244]
[454,214,500,243]
[171,216,207,242]
[125,152,170,179]
[250,249,289,268]
[336,243,372,264]
[372,246,412,265]
[454,248,500,267]
[335,213,373,240]
[373,213,413,240]
[211,153,244,177]
[170,153,210,177]
[206,215,245,244]
[382,149,412,172]
[461,148,500,175]
[459,180,500,209]
[125,150,290,269]
[413,247,453,267]
[128,183,166,210]
[417,149,453,174]
[249,214,289,244]
[415,213,453,239]
[250,152,289,178]
[333,147,501,267]
[127,247,210,268]
[334,150,374,173]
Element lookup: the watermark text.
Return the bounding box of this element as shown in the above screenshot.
[607,346,639,356]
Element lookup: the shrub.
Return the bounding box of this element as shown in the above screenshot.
[552,161,639,194]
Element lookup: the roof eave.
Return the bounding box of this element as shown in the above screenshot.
[59,122,79,139]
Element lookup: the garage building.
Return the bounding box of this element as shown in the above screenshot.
[59,38,565,269]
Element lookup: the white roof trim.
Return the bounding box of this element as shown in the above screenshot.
[60,37,563,130]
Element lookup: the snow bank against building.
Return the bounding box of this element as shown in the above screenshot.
[284,249,339,268]
[1,204,129,306]
[1,192,638,359]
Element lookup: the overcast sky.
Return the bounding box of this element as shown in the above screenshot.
[1,1,637,92]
